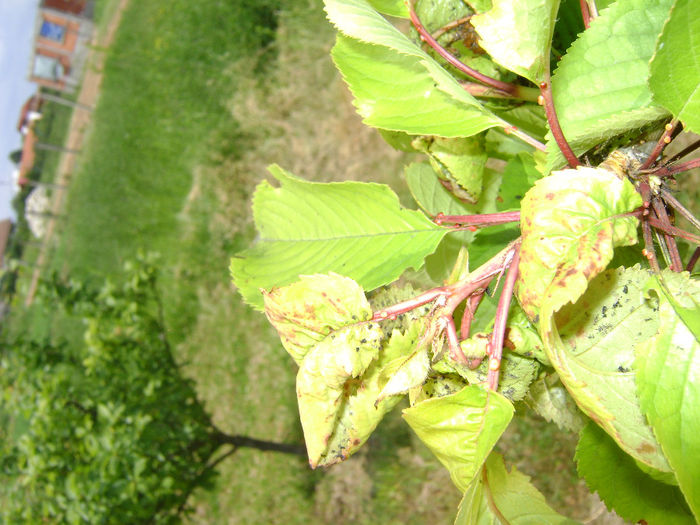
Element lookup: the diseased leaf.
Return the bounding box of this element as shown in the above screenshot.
[636,272,700,519]
[576,421,695,525]
[649,0,700,134]
[411,373,467,406]
[297,323,383,467]
[377,320,430,401]
[456,452,578,524]
[318,320,423,466]
[524,373,586,433]
[546,0,672,170]
[540,266,671,471]
[231,165,447,309]
[471,0,560,83]
[439,339,540,402]
[516,166,641,319]
[415,0,472,32]
[263,273,372,364]
[403,385,513,491]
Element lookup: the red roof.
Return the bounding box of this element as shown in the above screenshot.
[41,0,88,15]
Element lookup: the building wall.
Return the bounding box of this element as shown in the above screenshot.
[29,1,94,92]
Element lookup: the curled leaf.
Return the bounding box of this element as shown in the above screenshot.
[263,273,372,364]
[403,385,513,491]
[516,166,642,319]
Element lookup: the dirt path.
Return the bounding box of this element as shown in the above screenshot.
[25,0,130,305]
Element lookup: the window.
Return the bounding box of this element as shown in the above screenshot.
[40,20,66,42]
[33,55,64,81]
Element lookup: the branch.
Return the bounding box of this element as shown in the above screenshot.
[487,245,520,391]
[579,0,592,29]
[660,188,700,232]
[648,217,700,246]
[434,210,521,228]
[538,78,581,168]
[639,120,679,171]
[664,138,700,164]
[687,247,700,272]
[407,0,523,97]
[651,199,683,271]
[653,157,700,177]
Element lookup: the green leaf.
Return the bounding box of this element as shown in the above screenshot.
[332,35,500,137]
[263,273,372,364]
[402,385,513,491]
[540,267,671,471]
[649,0,700,134]
[576,421,695,525]
[412,136,488,203]
[636,272,700,519]
[297,322,383,467]
[456,452,579,524]
[231,165,448,309]
[325,0,502,136]
[471,0,560,83]
[546,0,673,170]
[367,0,408,17]
[516,167,641,319]
[496,152,541,212]
[524,373,586,433]
[377,346,430,401]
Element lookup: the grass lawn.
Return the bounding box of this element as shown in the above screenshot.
[5,0,607,522]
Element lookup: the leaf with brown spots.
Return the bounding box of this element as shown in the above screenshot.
[297,322,384,468]
[540,266,671,472]
[516,166,642,320]
[263,273,373,365]
[636,271,700,520]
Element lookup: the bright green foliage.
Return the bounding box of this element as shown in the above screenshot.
[412,136,488,203]
[1,262,220,523]
[516,167,641,318]
[471,0,560,83]
[230,165,447,309]
[576,422,695,525]
[230,0,700,521]
[649,0,700,134]
[368,0,409,17]
[331,35,500,137]
[542,267,670,471]
[263,273,373,364]
[636,272,700,520]
[546,0,673,169]
[325,0,506,136]
[456,452,578,524]
[403,385,513,491]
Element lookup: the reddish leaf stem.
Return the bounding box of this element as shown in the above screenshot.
[434,211,521,227]
[407,0,520,96]
[487,246,520,391]
[460,291,484,340]
[372,288,448,321]
[687,247,700,272]
[660,188,700,232]
[651,200,683,271]
[539,79,581,168]
[664,138,700,165]
[432,15,472,40]
[579,0,592,29]
[653,157,700,177]
[444,314,468,364]
[638,183,661,272]
[647,217,700,246]
[639,120,678,171]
